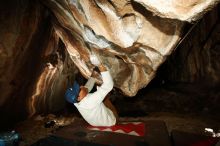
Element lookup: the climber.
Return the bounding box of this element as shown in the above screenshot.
[65,54,118,126]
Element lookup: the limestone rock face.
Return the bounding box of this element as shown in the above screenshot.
[42,0,183,96]
[134,0,220,22]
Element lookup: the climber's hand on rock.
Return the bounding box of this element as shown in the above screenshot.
[90,54,101,66]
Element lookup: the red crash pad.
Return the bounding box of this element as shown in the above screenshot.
[87,122,145,136]
[54,119,171,146]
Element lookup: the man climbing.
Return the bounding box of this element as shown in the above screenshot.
[65,54,118,126]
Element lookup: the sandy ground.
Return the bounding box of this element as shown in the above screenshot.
[15,112,220,146]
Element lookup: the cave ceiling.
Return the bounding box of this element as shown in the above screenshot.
[41,0,219,96]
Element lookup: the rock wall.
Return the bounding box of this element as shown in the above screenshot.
[40,0,219,96]
[134,0,219,22]
[0,0,76,125]
[41,0,183,96]
[114,8,220,116]
[158,7,220,85]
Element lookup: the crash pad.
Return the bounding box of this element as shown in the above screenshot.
[53,119,171,146]
[87,122,145,136]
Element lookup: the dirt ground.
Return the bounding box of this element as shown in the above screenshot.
[15,112,219,146]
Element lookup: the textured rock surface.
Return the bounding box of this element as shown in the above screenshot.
[159,7,220,84]
[0,0,50,113]
[112,8,220,119]
[42,0,183,96]
[134,0,220,22]
[41,0,220,96]
[118,8,220,117]
[0,0,76,119]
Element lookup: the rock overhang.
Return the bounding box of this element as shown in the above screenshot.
[41,0,220,96]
